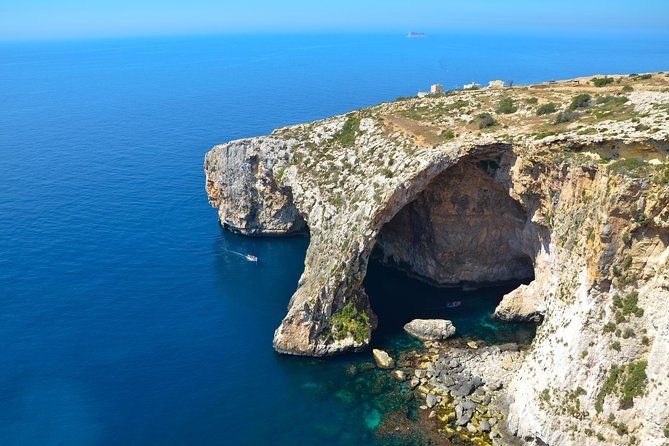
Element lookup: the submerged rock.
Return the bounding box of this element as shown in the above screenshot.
[372,349,395,369]
[391,370,407,381]
[404,319,456,341]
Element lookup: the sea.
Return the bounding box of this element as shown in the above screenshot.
[1,31,668,445]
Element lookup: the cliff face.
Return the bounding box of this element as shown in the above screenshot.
[204,138,306,235]
[375,157,536,286]
[204,74,669,444]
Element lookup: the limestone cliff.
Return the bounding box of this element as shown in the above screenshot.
[205,73,669,444]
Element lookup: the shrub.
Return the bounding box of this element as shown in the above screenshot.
[622,328,634,339]
[611,341,621,351]
[620,361,647,408]
[615,423,628,435]
[592,77,614,87]
[569,94,591,110]
[331,300,369,343]
[622,85,634,92]
[333,116,360,146]
[555,110,578,124]
[536,103,557,115]
[596,366,622,412]
[477,113,496,129]
[526,97,538,104]
[497,97,517,114]
[642,336,649,346]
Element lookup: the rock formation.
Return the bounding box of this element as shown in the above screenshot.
[205,73,669,444]
[404,319,457,341]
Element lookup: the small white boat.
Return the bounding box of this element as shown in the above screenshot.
[245,254,258,262]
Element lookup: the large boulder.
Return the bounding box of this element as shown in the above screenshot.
[404,319,457,341]
[372,349,395,369]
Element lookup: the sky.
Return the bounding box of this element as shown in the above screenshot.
[0,0,668,41]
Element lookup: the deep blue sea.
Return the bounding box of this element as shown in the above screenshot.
[1,32,668,445]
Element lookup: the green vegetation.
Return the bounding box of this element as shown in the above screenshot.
[441,130,455,139]
[664,423,669,438]
[526,97,538,104]
[534,131,558,140]
[333,115,361,146]
[620,360,648,407]
[555,110,578,124]
[596,433,605,441]
[622,328,634,339]
[622,85,634,92]
[603,322,616,333]
[497,97,517,114]
[612,291,644,317]
[331,300,369,343]
[607,158,647,177]
[592,77,615,87]
[477,113,496,129]
[537,103,557,115]
[611,341,621,351]
[615,422,628,436]
[596,95,628,106]
[595,361,648,412]
[569,94,591,110]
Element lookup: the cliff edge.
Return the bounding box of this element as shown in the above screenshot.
[205,73,669,445]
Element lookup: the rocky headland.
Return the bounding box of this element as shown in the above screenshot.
[205,73,669,445]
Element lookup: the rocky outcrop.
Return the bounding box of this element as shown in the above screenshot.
[205,73,669,444]
[204,138,306,235]
[493,284,544,322]
[404,319,457,341]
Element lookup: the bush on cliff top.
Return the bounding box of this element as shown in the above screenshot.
[536,103,557,116]
[592,77,614,87]
[477,113,496,129]
[569,94,591,110]
[496,97,517,114]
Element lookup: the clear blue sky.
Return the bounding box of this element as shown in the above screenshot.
[1,0,668,40]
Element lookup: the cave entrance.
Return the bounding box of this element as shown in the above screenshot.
[365,153,537,347]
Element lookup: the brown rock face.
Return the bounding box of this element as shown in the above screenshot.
[375,159,534,286]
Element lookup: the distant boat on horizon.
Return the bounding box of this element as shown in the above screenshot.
[406,32,428,39]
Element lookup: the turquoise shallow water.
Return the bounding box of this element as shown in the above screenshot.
[1,32,668,445]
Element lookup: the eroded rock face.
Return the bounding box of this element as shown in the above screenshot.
[205,75,669,445]
[376,158,535,286]
[204,138,306,235]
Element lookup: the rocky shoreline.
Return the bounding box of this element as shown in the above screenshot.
[371,336,528,446]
